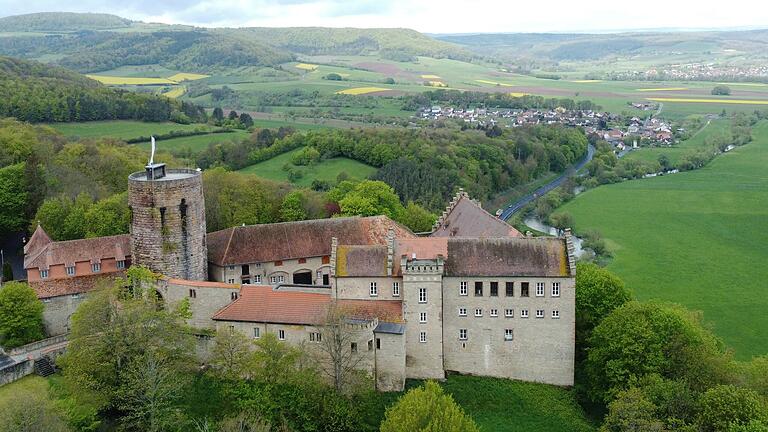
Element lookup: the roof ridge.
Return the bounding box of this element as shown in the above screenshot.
[47,233,130,246]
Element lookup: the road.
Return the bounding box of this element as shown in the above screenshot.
[499,144,595,221]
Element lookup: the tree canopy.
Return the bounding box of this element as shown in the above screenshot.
[0,281,44,349]
[380,381,480,432]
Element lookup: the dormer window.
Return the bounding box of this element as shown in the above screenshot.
[40,269,49,279]
[116,260,126,270]
[91,263,101,273]
[66,266,75,276]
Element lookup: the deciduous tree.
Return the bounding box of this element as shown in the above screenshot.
[0,281,44,349]
[380,381,479,432]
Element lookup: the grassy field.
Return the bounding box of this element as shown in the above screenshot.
[623,118,730,165]
[134,130,250,153]
[239,146,378,187]
[0,375,50,405]
[50,120,211,140]
[555,120,768,359]
[361,375,596,432]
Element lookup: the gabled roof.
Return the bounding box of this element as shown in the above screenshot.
[444,237,571,277]
[30,272,123,299]
[212,285,403,325]
[24,234,131,270]
[207,216,415,266]
[24,224,51,258]
[336,245,388,277]
[430,191,520,238]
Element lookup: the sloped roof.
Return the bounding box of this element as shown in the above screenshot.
[336,245,388,277]
[393,238,448,276]
[24,234,131,270]
[212,285,403,325]
[444,237,571,277]
[207,216,414,266]
[24,224,51,257]
[30,273,123,299]
[430,192,520,238]
[374,322,405,335]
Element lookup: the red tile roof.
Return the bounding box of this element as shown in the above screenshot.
[336,245,388,277]
[24,234,131,270]
[30,273,123,299]
[430,193,520,238]
[24,224,51,257]
[212,285,402,325]
[393,238,448,276]
[445,237,571,277]
[207,216,414,266]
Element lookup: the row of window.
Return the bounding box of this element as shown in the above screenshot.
[459,328,516,341]
[370,281,401,297]
[227,256,332,274]
[40,261,125,279]
[459,281,560,297]
[458,307,560,319]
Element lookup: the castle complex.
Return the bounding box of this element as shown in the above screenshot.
[23,159,576,391]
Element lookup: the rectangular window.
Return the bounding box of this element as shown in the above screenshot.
[242,279,251,285]
[418,288,427,303]
[278,275,285,283]
[40,269,49,279]
[474,281,483,297]
[552,282,560,297]
[116,260,126,270]
[241,264,250,275]
[536,282,545,297]
[552,310,560,319]
[536,309,545,318]
[227,278,235,284]
[475,308,483,317]
[505,329,514,341]
[228,265,235,271]
[189,289,197,299]
[278,330,286,340]
[521,282,530,297]
[459,329,467,340]
[253,327,260,338]
[376,338,381,350]
[459,307,467,317]
[460,281,468,296]
[65,266,75,276]
[351,342,358,353]
[419,312,427,323]
[505,308,514,318]
[253,275,261,284]
[419,331,427,343]
[368,340,373,351]
[229,325,235,333]
[231,292,238,300]
[298,258,307,264]
[505,281,514,297]
[490,309,498,317]
[521,309,529,318]
[392,282,400,297]
[370,282,378,297]
[309,332,322,342]
[490,281,498,297]
[91,263,101,273]
[253,263,261,268]
[71,293,80,299]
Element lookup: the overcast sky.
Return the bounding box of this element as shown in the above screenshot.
[2,0,767,33]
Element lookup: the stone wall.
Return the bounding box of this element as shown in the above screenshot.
[402,258,445,380]
[129,169,207,281]
[374,331,405,391]
[0,360,33,386]
[442,276,575,386]
[212,256,332,286]
[41,293,88,336]
[334,276,403,301]
[159,279,239,329]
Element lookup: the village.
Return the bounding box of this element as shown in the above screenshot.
[416,105,678,149]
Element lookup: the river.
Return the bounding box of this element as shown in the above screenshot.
[523,217,585,258]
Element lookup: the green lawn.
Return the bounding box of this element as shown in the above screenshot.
[135,130,249,153]
[624,118,730,165]
[239,147,378,187]
[361,375,596,432]
[555,120,768,359]
[0,375,50,405]
[49,120,211,140]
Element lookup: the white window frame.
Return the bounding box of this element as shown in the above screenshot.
[228,265,235,271]
[536,309,545,318]
[490,308,498,317]
[278,329,286,340]
[40,269,49,279]
[370,281,378,297]
[71,293,80,299]
[418,288,427,304]
[474,308,482,317]
[521,309,529,318]
[253,327,260,339]
[459,281,468,296]
[419,312,427,323]
[536,282,545,297]
[392,282,400,297]
[505,329,514,341]
[505,308,514,318]
[91,263,101,273]
[552,310,560,319]
[116,260,126,270]
[459,307,467,317]
[65,266,75,276]
[552,282,560,297]
[459,329,467,340]
[227,278,235,284]
[419,331,427,343]
[253,275,261,284]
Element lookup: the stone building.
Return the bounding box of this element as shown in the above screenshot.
[24,161,576,391]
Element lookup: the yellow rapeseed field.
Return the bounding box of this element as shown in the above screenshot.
[509,92,529,97]
[295,63,319,71]
[163,87,186,98]
[636,87,688,92]
[646,97,768,105]
[167,73,209,82]
[336,87,392,95]
[428,81,448,87]
[476,79,514,87]
[86,75,177,85]
[421,74,441,79]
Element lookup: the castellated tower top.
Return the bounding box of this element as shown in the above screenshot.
[128,142,207,281]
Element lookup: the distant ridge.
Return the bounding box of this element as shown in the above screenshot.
[0,12,132,32]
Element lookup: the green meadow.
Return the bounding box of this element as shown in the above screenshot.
[555,120,768,359]
[49,120,209,140]
[623,118,730,165]
[239,146,378,187]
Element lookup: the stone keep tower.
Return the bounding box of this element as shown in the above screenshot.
[128,159,207,281]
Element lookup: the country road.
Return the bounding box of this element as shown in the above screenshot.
[499,144,595,221]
